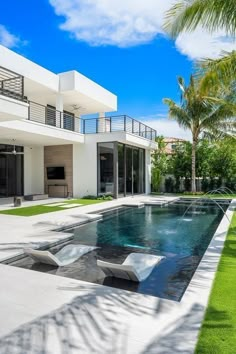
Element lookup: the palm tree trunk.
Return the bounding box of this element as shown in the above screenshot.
[191,139,197,193]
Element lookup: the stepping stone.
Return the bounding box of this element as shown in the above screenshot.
[61,204,82,208]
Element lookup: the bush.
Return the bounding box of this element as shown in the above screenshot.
[201,178,209,192]
[152,168,161,192]
[83,194,113,201]
[183,191,204,195]
[82,195,98,200]
[209,178,217,191]
[184,178,191,192]
[225,180,236,193]
[165,177,175,193]
[97,195,113,201]
[175,177,181,193]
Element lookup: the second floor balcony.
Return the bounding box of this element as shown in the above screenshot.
[0,66,25,102]
[28,101,157,141]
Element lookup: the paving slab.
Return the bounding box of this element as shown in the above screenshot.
[60,204,82,208]
[45,203,68,207]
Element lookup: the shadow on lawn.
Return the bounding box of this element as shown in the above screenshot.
[201,306,232,329]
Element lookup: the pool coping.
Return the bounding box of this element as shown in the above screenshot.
[170,198,236,352]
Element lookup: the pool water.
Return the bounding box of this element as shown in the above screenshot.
[13,201,228,301]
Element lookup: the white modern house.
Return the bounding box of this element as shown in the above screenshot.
[0,45,157,199]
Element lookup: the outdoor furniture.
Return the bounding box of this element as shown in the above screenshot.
[24,244,98,267]
[13,197,22,207]
[97,253,165,282]
[47,184,68,198]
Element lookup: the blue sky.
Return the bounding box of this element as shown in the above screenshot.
[0,0,234,138]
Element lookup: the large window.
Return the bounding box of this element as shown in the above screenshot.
[97,142,145,198]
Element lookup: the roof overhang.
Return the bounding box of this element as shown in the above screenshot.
[59,71,117,115]
[0,120,84,146]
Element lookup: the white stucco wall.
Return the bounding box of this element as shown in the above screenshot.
[145,149,152,194]
[59,71,117,112]
[0,96,29,122]
[73,143,97,197]
[0,45,59,92]
[24,146,44,195]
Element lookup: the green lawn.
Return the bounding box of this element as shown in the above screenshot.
[0,199,107,217]
[195,213,236,354]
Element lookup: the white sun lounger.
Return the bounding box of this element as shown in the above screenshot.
[97,253,165,282]
[24,244,98,267]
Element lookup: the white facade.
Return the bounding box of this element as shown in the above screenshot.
[0,45,157,199]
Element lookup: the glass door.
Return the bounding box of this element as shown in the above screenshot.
[0,144,24,197]
[0,155,7,197]
[98,142,115,196]
[126,146,133,195]
[118,143,125,196]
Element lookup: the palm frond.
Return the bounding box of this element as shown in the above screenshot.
[197,51,236,86]
[163,98,192,130]
[164,0,236,38]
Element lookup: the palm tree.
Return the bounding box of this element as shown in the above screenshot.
[164,0,236,83]
[163,76,236,192]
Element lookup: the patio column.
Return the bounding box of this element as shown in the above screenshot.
[145,149,151,194]
[98,112,106,133]
[74,114,81,133]
[56,94,64,129]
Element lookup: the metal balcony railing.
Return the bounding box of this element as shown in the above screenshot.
[83,115,157,141]
[28,101,83,133]
[0,66,25,102]
[28,102,157,141]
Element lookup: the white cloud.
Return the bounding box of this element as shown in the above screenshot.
[140,115,192,140]
[49,0,236,59]
[0,25,26,48]
[176,28,236,60]
[49,0,171,47]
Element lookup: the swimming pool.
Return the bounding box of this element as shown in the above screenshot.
[13,200,229,301]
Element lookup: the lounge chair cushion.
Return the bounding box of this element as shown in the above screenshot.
[97,253,165,282]
[24,244,97,267]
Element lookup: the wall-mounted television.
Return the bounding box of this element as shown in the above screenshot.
[47,166,65,180]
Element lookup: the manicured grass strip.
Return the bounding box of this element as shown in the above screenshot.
[58,199,107,205]
[0,199,107,217]
[195,213,236,354]
[0,205,63,217]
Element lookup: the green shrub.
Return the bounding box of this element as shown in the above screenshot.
[183,191,204,195]
[184,178,191,192]
[83,194,113,201]
[82,195,98,200]
[165,177,175,193]
[201,178,209,192]
[97,194,113,201]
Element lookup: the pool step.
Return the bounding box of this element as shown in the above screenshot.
[122,202,145,208]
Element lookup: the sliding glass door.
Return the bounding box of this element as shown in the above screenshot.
[98,142,115,195]
[126,146,133,195]
[98,142,145,198]
[0,144,24,197]
[118,143,125,196]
